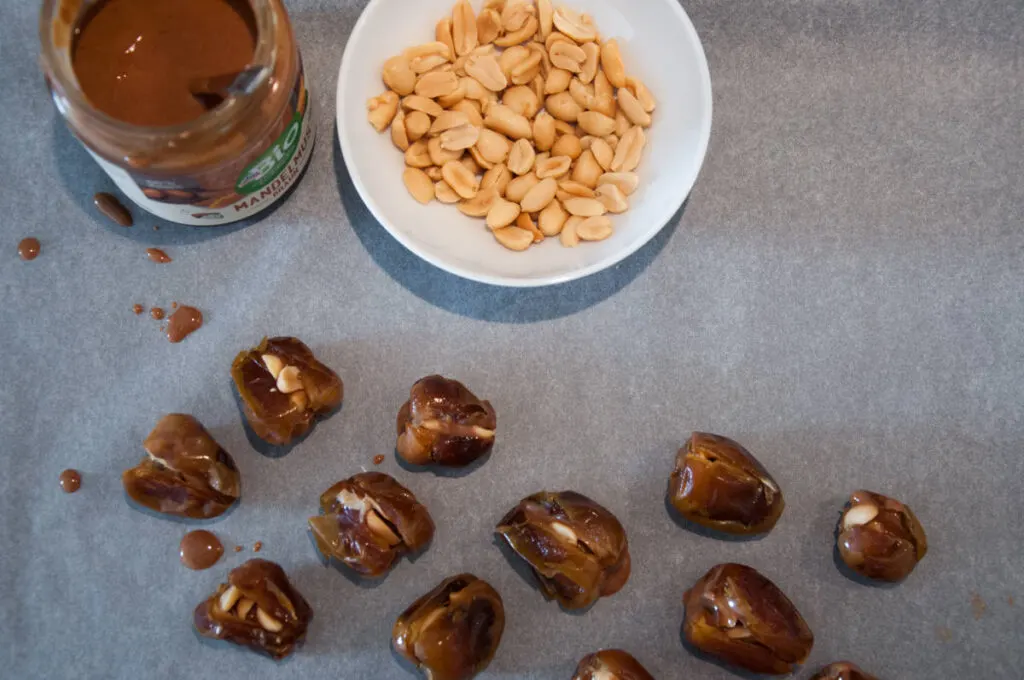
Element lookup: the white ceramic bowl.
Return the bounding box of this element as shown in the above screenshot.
[337,0,712,287]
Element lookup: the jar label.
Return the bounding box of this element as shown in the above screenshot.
[88,71,317,226]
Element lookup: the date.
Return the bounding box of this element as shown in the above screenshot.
[231,337,343,446]
[668,432,784,535]
[396,375,497,467]
[308,472,435,577]
[573,649,654,680]
[837,490,927,582]
[393,574,505,680]
[193,559,313,659]
[122,414,240,519]
[496,491,630,610]
[682,563,813,675]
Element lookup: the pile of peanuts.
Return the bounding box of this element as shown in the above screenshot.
[366,0,656,251]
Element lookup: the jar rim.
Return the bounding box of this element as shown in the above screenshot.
[38,0,278,146]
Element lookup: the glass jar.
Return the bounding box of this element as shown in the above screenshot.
[39,0,316,225]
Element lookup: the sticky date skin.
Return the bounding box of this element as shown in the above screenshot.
[193,559,312,659]
[683,563,814,675]
[308,472,435,577]
[837,490,927,582]
[810,661,879,680]
[122,414,240,519]
[668,432,784,535]
[396,375,497,467]
[573,649,654,680]
[231,337,343,446]
[393,574,505,680]
[496,491,631,610]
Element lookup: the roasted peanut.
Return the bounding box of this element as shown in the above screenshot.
[576,216,613,241]
[626,76,657,113]
[505,173,540,203]
[483,104,533,140]
[545,68,573,95]
[475,128,513,165]
[598,172,639,196]
[452,99,484,127]
[551,134,582,160]
[405,111,431,142]
[499,45,531,79]
[405,141,432,168]
[578,111,616,137]
[458,187,499,217]
[520,177,558,213]
[538,0,554,38]
[436,17,457,57]
[600,39,626,88]
[486,197,522,229]
[507,139,537,175]
[441,124,481,151]
[502,85,540,118]
[563,196,606,217]
[465,54,508,91]
[538,199,568,236]
[428,136,464,166]
[571,149,603,188]
[452,0,479,56]
[618,87,652,127]
[403,167,436,204]
[493,226,534,251]
[367,91,399,132]
[549,40,586,73]
[589,137,614,171]
[415,70,460,98]
[560,215,583,247]
[595,183,628,213]
[383,57,417,96]
[402,95,444,118]
[552,6,597,43]
[611,125,645,173]
[535,155,572,179]
[579,42,601,84]
[516,212,545,242]
[532,111,557,151]
[435,180,461,204]
[495,16,538,48]
[391,110,410,151]
[477,8,502,45]
[481,164,512,196]
[442,160,479,199]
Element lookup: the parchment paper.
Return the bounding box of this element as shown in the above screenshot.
[1,1,1022,678]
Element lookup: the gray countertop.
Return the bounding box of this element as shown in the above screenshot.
[2,1,1022,678]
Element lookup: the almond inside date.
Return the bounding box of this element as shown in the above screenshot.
[837,490,927,582]
[308,472,435,577]
[496,490,630,610]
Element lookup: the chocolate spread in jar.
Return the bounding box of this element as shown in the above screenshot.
[72,0,258,128]
[166,305,203,343]
[18,238,41,261]
[146,248,172,263]
[180,530,224,570]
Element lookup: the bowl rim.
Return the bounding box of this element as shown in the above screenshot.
[336,0,713,288]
